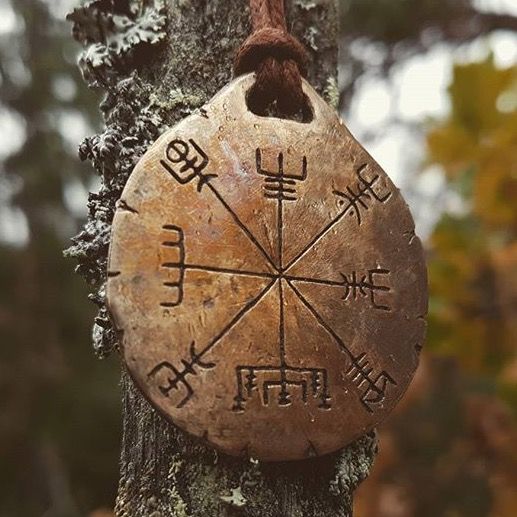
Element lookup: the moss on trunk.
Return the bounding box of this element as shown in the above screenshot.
[67,1,377,515]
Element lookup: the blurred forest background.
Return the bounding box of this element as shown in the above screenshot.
[0,0,516,515]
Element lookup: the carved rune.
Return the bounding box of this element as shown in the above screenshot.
[256,148,307,202]
[159,224,186,308]
[148,342,216,409]
[346,353,397,412]
[340,268,391,311]
[233,364,331,412]
[333,164,392,225]
[160,138,217,191]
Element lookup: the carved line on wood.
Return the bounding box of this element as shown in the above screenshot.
[286,280,397,412]
[160,224,185,307]
[256,148,308,202]
[143,139,398,412]
[148,279,276,408]
[283,163,393,272]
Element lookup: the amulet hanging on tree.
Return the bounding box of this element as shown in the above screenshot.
[106,74,427,462]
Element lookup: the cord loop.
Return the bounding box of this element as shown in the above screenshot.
[234,0,309,116]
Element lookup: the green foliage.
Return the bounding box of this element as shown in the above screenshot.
[356,52,517,517]
[427,56,517,383]
[381,55,517,517]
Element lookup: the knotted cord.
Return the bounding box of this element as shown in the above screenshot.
[234,0,309,116]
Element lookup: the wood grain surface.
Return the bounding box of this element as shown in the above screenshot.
[106,74,427,461]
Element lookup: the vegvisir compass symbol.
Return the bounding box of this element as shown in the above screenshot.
[106,74,427,461]
[144,146,396,411]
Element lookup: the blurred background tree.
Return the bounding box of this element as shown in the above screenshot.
[0,0,119,515]
[0,0,515,515]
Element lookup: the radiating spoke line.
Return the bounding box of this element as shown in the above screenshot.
[284,275,344,287]
[283,200,355,272]
[285,279,354,362]
[206,183,278,272]
[180,263,276,280]
[197,278,278,359]
[148,279,278,410]
[278,193,283,270]
[176,262,345,287]
[278,279,286,365]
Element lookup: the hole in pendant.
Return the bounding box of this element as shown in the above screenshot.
[245,86,314,123]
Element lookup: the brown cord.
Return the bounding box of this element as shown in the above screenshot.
[234,0,309,116]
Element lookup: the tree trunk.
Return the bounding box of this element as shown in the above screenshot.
[67,1,377,515]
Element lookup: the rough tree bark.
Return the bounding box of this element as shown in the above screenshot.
[67,1,377,515]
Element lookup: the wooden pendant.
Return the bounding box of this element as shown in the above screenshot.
[107,74,427,462]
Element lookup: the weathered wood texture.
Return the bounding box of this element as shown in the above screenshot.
[67,0,378,515]
[107,75,426,464]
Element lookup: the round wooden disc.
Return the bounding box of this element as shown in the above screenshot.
[107,74,427,461]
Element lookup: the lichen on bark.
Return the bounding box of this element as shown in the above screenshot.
[66,1,377,515]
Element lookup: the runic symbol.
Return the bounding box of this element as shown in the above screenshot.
[340,268,391,311]
[151,147,401,415]
[232,365,331,412]
[333,164,392,225]
[346,353,396,412]
[148,342,216,409]
[256,148,308,201]
[159,225,185,308]
[160,138,217,191]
